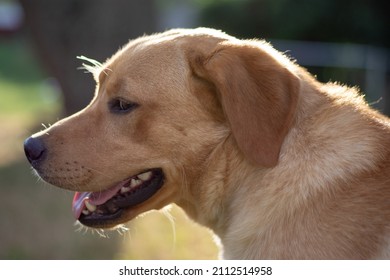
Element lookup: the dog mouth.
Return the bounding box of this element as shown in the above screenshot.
[72,168,164,227]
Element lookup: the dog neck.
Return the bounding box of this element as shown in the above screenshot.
[178,75,390,259]
[175,76,322,236]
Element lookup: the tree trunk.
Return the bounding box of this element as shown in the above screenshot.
[20,0,157,115]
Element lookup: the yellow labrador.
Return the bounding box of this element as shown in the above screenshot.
[24,28,390,259]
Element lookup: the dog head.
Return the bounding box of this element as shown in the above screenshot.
[24,28,299,229]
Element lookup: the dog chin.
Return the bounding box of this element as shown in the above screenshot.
[73,219,130,236]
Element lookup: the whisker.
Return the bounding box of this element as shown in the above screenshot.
[64,176,79,189]
[101,67,112,76]
[82,165,113,180]
[77,55,103,75]
[115,224,129,235]
[74,221,90,235]
[161,205,177,253]
[41,123,49,129]
[93,228,110,238]
[178,163,189,203]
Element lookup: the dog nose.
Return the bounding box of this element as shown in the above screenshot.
[24,136,46,164]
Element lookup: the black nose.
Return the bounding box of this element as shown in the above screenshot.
[24,137,46,165]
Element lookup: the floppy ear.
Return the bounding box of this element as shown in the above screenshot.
[192,41,300,167]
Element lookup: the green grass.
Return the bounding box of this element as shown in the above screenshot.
[0,79,59,120]
[0,36,218,259]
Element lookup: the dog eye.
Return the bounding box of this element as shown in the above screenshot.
[109,98,139,114]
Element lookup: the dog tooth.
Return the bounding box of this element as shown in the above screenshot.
[130,178,142,188]
[82,209,90,215]
[85,200,97,212]
[138,171,152,181]
[121,186,131,194]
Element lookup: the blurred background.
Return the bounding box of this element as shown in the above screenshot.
[0,0,389,259]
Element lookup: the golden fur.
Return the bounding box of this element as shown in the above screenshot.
[28,28,390,259]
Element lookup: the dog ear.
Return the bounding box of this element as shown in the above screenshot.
[191,41,300,167]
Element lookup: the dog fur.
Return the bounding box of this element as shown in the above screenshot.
[26,28,390,259]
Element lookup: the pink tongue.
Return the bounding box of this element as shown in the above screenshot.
[72,192,91,220]
[72,182,126,220]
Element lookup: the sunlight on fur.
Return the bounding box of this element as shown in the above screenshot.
[74,220,128,238]
[77,55,103,75]
[72,205,218,259]
[117,205,219,259]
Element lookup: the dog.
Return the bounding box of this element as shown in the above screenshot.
[24,28,390,259]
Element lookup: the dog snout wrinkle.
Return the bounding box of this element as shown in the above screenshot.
[24,136,46,165]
